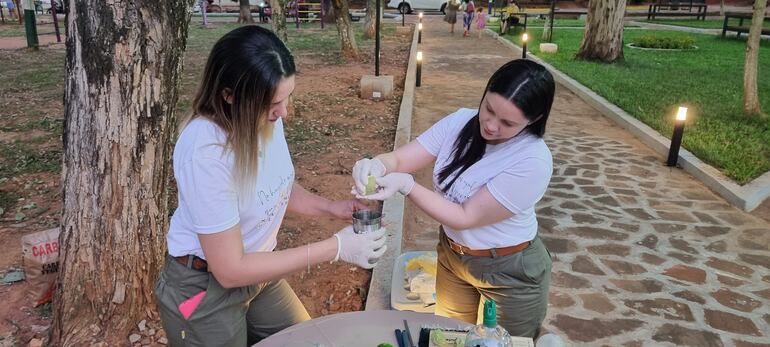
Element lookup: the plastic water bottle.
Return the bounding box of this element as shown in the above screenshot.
[535,333,565,347]
[464,299,512,347]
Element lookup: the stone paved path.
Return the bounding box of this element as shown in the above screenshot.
[402,15,770,347]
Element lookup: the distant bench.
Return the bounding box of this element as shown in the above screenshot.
[647,0,708,21]
[722,12,770,38]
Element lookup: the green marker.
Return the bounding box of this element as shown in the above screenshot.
[366,175,377,195]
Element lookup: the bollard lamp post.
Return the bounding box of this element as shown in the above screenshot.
[666,106,688,167]
[416,51,423,87]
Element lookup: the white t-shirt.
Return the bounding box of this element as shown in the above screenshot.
[416,108,552,249]
[167,117,295,259]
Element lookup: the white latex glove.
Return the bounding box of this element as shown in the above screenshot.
[333,226,388,269]
[352,173,415,201]
[352,157,387,195]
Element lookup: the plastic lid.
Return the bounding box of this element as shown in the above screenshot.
[483,299,497,327]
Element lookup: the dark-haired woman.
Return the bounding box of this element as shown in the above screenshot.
[155,26,387,346]
[352,60,554,338]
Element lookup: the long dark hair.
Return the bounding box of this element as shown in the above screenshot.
[183,25,296,190]
[437,60,555,193]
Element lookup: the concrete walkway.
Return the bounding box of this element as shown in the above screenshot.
[402,15,770,347]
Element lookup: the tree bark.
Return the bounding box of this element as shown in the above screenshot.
[542,14,553,41]
[270,0,289,42]
[331,0,358,59]
[51,0,190,345]
[323,0,335,24]
[743,0,767,116]
[719,0,725,16]
[238,0,255,23]
[575,0,626,63]
[363,0,377,39]
[14,0,22,24]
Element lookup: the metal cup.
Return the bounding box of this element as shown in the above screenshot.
[352,210,382,234]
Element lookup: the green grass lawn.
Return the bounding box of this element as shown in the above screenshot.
[0,24,25,37]
[505,28,770,184]
[642,18,770,30]
[489,18,639,29]
[527,19,588,27]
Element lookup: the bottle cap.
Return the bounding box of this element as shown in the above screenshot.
[483,299,497,327]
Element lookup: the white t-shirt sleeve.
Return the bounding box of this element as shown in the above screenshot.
[416,109,469,156]
[486,157,551,215]
[176,157,240,234]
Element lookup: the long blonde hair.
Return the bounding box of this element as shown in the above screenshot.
[180,26,296,192]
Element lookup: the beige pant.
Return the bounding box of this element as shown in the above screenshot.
[435,232,551,338]
[154,255,310,346]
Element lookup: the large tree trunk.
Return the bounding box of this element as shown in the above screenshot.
[331,0,358,59]
[270,0,289,42]
[50,0,190,345]
[363,0,377,39]
[743,0,767,116]
[238,0,254,23]
[575,0,626,63]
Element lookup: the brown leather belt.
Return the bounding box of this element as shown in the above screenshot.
[174,255,209,272]
[444,232,530,257]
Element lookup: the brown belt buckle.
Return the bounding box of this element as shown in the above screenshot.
[450,239,464,255]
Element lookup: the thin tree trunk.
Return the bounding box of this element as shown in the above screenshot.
[14,0,22,24]
[743,0,767,116]
[331,0,358,59]
[270,0,289,42]
[542,15,552,41]
[576,0,626,63]
[323,0,335,24]
[363,0,377,39]
[238,0,254,23]
[719,0,725,16]
[51,0,190,345]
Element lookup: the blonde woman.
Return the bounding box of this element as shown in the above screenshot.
[154,26,387,347]
[444,0,461,33]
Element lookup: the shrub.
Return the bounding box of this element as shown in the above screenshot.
[632,35,696,49]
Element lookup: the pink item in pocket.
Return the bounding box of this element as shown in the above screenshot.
[178,291,206,320]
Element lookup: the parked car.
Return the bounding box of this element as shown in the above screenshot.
[387,0,447,14]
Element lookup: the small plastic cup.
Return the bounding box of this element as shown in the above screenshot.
[352,210,382,234]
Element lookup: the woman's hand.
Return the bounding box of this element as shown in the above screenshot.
[334,226,388,269]
[352,157,387,195]
[353,173,415,201]
[326,199,368,220]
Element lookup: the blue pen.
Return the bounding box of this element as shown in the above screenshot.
[401,330,411,347]
[394,329,405,347]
